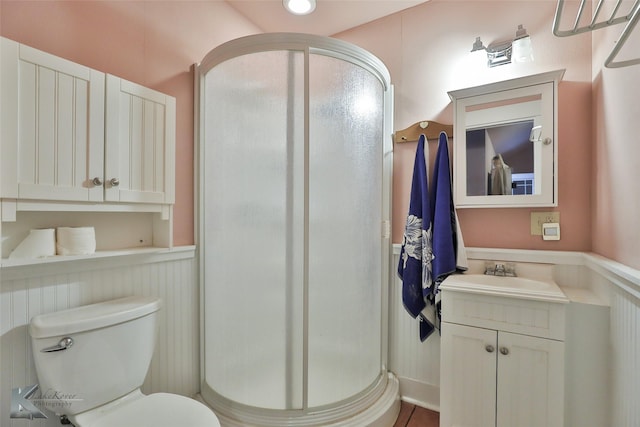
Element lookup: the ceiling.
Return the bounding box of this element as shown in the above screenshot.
[225,0,429,36]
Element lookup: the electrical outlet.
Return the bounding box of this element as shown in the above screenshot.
[530,212,560,235]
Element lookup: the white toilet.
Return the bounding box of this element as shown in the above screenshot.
[29,296,221,427]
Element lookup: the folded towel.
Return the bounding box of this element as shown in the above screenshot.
[397,135,435,341]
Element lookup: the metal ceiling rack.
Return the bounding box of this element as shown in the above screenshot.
[553,0,640,68]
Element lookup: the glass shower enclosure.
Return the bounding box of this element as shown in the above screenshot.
[196,34,396,426]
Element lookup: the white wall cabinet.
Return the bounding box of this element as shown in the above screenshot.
[439,285,567,427]
[448,70,564,208]
[0,37,176,265]
[0,38,176,205]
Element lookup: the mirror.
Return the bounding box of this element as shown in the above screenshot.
[449,70,564,208]
[466,120,535,197]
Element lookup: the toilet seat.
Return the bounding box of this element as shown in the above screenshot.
[74,392,221,427]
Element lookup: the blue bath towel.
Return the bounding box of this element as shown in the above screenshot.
[430,132,458,287]
[397,135,435,341]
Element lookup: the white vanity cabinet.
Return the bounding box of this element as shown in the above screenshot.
[439,278,568,427]
[441,323,564,427]
[0,37,176,205]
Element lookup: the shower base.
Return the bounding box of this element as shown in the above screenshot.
[198,372,400,427]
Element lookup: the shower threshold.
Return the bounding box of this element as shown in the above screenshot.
[197,372,400,427]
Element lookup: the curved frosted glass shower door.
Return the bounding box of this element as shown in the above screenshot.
[198,34,393,424]
[307,53,384,407]
[202,49,306,411]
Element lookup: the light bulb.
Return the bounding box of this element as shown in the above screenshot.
[512,36,534,63]
[283,0,316,15]
[512,24,534,63]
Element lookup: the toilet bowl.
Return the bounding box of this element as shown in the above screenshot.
[29,296,220,427]
[72,390,219,427]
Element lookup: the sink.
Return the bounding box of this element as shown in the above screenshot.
[440,273,568,302]
[451,274,552,290]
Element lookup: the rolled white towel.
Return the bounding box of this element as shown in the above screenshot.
[9,228,57,259]
[56,227,96,256]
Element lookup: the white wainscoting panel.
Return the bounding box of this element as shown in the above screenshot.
[608,276,640,427]
[0,249,199,426]
[389,251,440,410]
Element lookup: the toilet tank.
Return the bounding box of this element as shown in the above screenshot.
[29,296,162,416]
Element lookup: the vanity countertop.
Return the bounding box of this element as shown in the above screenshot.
[440,272,569,303]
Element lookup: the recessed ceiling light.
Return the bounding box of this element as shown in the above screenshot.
[283,0,316,15]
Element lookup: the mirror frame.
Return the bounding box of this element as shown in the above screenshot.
[448,70,565,208]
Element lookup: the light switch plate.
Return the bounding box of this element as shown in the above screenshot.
[531,212,560,235]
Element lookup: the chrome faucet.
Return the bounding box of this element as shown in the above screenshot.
[484,262,517,277]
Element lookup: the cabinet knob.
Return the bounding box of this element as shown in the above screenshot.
[500,347,510,355]
[485,345,495,353]
[92,177,103,186]
[109,178,120,187]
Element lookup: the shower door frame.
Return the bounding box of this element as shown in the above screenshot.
[195,33,394,424]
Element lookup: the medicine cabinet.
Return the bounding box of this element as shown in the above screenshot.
[448,70,564,208]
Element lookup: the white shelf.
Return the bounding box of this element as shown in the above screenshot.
[1,245,195,281]
[1,209,173,259]
[2,246,167,267]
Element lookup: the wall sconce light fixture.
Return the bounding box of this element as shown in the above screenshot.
[486,40,513,67]
[471,25,534,67]
[283,0,316,15]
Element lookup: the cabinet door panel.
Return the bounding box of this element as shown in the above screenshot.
[55,73,76,187]
[105,75,175,204]
[441,322,497,427]
[496,331,564,427]
[35,66,56,187]
[1,38,105,201]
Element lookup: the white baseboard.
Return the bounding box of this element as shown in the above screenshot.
[397,376,440,412]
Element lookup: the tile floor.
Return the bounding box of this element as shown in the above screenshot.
[393,401,440,427]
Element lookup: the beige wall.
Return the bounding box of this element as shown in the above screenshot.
[5,1,633,266]
[591,1,640,270]
[336,0,593,251]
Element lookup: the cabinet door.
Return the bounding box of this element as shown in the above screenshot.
[441,322,498,427]
[105,75,175,204]
[496,331,564,427]
[1,38,105,202]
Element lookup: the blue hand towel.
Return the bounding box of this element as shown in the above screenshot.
[398,135,435,341]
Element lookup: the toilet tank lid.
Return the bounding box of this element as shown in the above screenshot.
[29,296,162,339]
